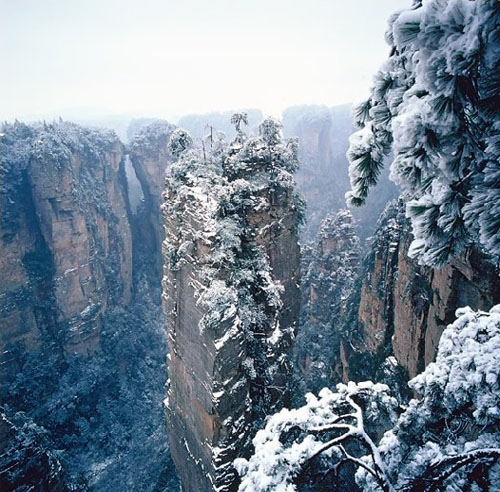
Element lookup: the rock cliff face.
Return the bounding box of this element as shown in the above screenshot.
[128,121,176,277]
[163,123,301,491]
[0,120,178,491]
[341,200,500,384]
[294,210,360,398]
[283,105,350,241]
[1,121,132,372]
[282,104,398,242]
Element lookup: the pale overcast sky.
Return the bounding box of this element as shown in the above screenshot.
[1,0,411,121]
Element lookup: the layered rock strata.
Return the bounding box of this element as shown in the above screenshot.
[163,122,301,491]
[1,121,132,373]
[1,120,180,490]
[341,200,500,383]
[128,121,175,277]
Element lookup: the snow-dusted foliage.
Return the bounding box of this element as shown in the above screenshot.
[166,127,193,158]
[231,112,249,134]
[295,210,360,395]
[163,115,302,484]
[235,381,399,492]
[165,115,300,360]
[1,120,179,491]
[346,0,500,266]
[0,411,68,490]
[178,109,264,142]
[359,304,500,492]
[1,120,123,241]
[1,120,120,171]
[259,117,283,147]
[237,305,500,491]
[128,120,176,155]
[282,104,398,242]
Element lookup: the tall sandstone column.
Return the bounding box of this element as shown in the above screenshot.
[0,122,132,371]
[128,121,175,277]
[162,121,301,491]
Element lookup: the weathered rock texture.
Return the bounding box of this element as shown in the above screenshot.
[1,121,132,374]
[294,210,360,397]
[283,105,350,241]
[283,104,397,241]
[129,121,175,276]
[163,124,301,491]
[1,120,180,491]
[341,200,500,383]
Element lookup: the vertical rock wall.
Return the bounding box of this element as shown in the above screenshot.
[283,106,346,241]
[0,120,183,491]
[128,121,175,277]
[295,210,360,396]
[163,124,301,491]
[282,104,397,241]
[340,200,500,383]
[1,122,132,372]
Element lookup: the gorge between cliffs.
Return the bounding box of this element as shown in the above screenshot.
[2,105,499,492]
[3,1,500,490]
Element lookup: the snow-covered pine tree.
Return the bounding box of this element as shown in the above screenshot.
[346,0,500,266]
[235,305,500,492]
[166,127,193,158]
[231,112,249,134]
[358,305,500,492]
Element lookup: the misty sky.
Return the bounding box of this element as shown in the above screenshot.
[1,0,411,122]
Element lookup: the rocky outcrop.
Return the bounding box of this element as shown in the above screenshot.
[1,121,132,372]
[392,227,500,378]
[294,210,360,397]
[163,122,301,491]
[341,200,500,383]
[282,104,397,242]
[283,105,348,240]
[1,120,179,491]
[128,121,175,277]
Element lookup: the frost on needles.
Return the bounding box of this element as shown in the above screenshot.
[236,305,500,492]
[346,0,500,266]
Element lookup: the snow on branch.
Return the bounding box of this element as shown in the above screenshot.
[236,305,500,491]
[235,382,398,492]
[346,0,500,266]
